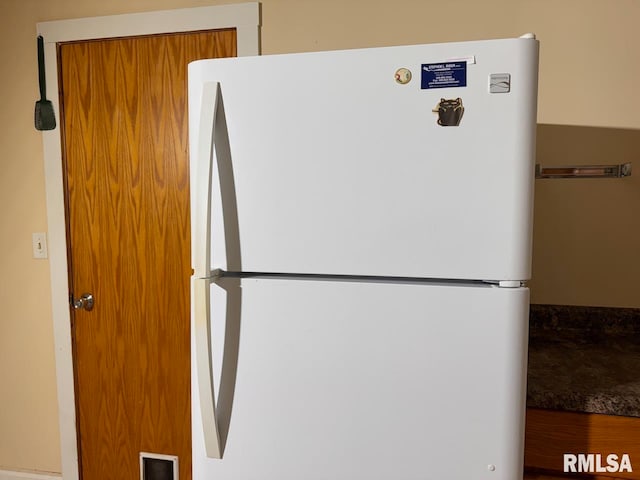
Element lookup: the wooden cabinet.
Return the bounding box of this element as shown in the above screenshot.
[525,408,640,480]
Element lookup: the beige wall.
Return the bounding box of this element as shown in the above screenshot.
[0,0,638,474]
[530,124,640,307]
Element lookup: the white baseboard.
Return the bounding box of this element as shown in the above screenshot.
[0,470,61,480]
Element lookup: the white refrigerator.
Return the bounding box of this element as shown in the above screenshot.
[189,35,538,480]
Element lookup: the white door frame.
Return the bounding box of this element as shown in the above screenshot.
[37,5,260,479]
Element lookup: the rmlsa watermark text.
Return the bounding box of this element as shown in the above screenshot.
[564,454,633,473]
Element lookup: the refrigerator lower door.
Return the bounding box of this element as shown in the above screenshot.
[192,278,529,480]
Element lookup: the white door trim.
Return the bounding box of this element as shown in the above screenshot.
[36,5,260,479]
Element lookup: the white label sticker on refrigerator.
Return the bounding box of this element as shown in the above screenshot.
[421,62,467,89]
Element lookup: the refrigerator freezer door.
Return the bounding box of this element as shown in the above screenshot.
[189,38,538,282]
[192,279,529,480]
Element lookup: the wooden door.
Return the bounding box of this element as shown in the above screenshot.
[59,30,236,480]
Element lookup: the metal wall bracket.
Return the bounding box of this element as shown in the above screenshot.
[535,163,632,179]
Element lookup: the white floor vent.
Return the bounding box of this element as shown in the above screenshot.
[140,452,178,480]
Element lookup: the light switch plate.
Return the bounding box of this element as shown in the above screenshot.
[32,232,48,259]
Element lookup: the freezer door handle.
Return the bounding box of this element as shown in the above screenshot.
[192,82,218,278]
[194,277,223,458]
[193,80,241,277]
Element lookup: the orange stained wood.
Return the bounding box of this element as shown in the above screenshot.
[525,408,640,480]
[59,30,236,480]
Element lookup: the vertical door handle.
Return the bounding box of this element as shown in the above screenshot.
[192,82,219,279]
[72,293,94,311]
[192,80,239,459]
[192,81,223,459]
[194,278,222,458]
[192,80,240,278]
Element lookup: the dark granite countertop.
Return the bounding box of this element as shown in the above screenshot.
[526,305,640,417]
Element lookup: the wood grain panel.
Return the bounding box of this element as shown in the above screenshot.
[525,408,640,480]
[525,473,628,480]
[59,29,236,480]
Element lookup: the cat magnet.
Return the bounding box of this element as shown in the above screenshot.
[433,98,464,126]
